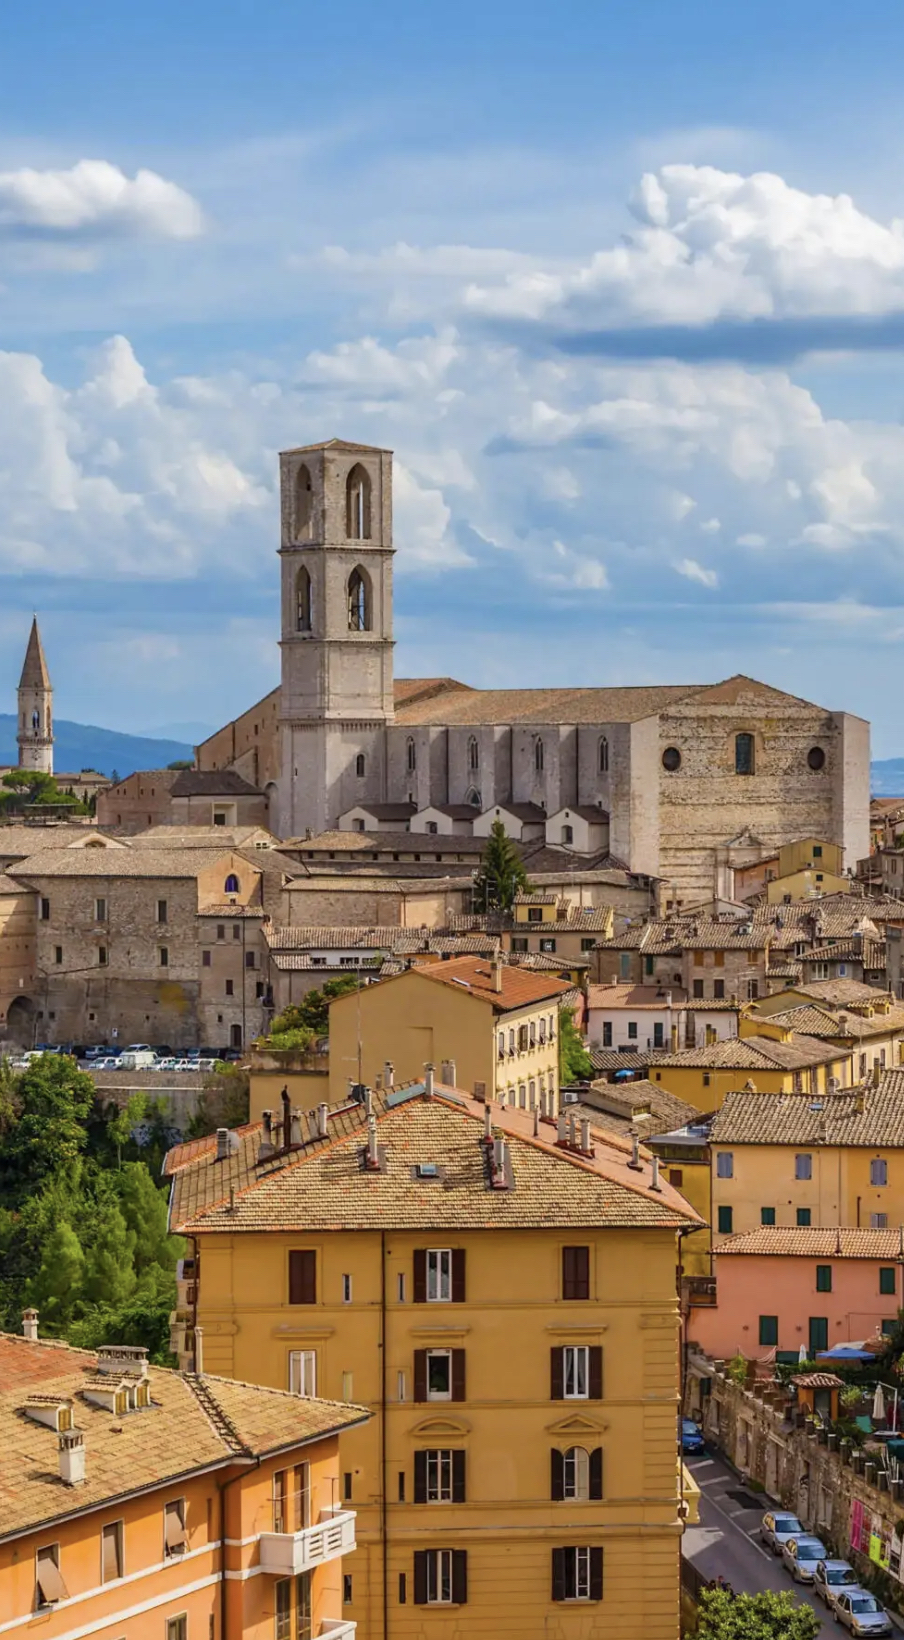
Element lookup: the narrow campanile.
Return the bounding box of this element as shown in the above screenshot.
[17,616,53,775]
[277,438,395,837]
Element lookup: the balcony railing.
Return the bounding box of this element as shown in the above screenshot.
[258,1508,356,1576]
[320,1624,357,1639]
[684,1276,717,1307]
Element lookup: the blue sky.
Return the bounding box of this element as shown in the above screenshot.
[3,1,904,752]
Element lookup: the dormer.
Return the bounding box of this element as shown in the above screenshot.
[23,1395,74,1433]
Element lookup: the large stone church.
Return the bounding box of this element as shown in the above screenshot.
[197,438,871,900]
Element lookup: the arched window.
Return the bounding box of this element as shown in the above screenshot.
[406,736,417,773]
[534,737,544,774]
[735,733,755,776]
[346,464,372,540]
[466,787,482,809]
[355,753,366,778]
[295,566,312,632]
[467,735,479,772]
[347,567,371,631]
[598,736,609,774]
[32,708,40,732]
[294,464,313,540]
[557,1446,598,1501]
[224,874,240,894]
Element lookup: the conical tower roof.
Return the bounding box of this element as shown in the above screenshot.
[18,617,51,691]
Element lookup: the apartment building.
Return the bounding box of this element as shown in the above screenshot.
[0,1326,366,1640]
[646,1031,852,1114]
[327,956,572,1109]
[165,1080,701,1640]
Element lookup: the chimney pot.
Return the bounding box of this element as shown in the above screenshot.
[22,1308,39,1341]
[59,1430,86,1487]
[493,1136,505,1174]
[557,1113,567,1143]
[580,1118,591,1152]
[629,1134,643,1171]
[441,1058,456,1086]
[484,1104,492,1139]
[290,1109,303,1146]
[492,955,504,993]
[317,1102,329,1138]
[367,1113,379,1168]
[533,1107,540,1136]
[364,1087,373,1116]
[216,1127,230,1162]
[384,1061,394,1090]
[650,1156,662,1192]
[424,1063,435,1099]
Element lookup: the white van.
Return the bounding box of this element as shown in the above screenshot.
[119,1050,158,1070]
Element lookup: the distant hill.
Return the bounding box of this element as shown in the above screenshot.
[0,715,194,779]
[872,761,904,798]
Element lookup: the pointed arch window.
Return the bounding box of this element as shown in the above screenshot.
[347,567,371,632]
[598,736,609,774]
[735,733,755,776]
[296,566,313,633]
[467,735,479,772]
[294,463,313,541]
[534,737,545,774]
[466,788,482,809]
[406,737,417,773]
[346,464,372,540]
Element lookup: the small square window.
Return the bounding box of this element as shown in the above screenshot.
[761,1207,775,1226]
[871,1158,889,1187]
[717,1205,733,1234]
[797,1208,811,1226]
[880,1267,897,1296]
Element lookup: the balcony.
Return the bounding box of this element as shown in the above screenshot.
[258,1508,356,1576]
[319,1625,357,1639]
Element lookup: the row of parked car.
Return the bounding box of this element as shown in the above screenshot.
[3,1044,242,1073]
[760,1511,893,1634]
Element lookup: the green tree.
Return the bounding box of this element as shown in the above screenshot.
[266,976,359,1042]
[559,1007,592,1083]
[80,1191,137,1308]
[187,1065,250,1137]
[0,1055,93,1207]
[167,760,194,771]
[107,1092,147,1168]
[697,1587,820,1639]
[27,1221,85,1328]
[116,1161,179,1275]
[472,821,530,912]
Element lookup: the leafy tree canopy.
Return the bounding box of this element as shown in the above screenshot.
[472,820,530,912]
[0,770,86,814]
[265,976,359,1044]
[697,1588,820,1640]
[559,1007,593,1083]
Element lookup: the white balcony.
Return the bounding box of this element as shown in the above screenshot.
[319,1624,356,1639]
[258,1508,356,1576]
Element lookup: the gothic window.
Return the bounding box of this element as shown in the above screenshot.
[294,464,313,540]
[347,567,371,632]
[735,733,755,776]
[32,708,40,732]
[224,874,240,894]
[355,754,366,778]
[346,464,372,540]
[295,567,313,633]
[467,736,479,772]
[466,788,482,809]
[598,736,609,774]
[407,737,417,773]
[534,737,544,774]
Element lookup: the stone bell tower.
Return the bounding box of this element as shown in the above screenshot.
[17,617,54,775]
[276,439,395,837]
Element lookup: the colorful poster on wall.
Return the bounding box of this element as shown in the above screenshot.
[890,1525,902,1580]
[869,1514,891,1569]
[851,1499,866,1554]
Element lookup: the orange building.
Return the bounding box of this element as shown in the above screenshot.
[0,1325,366,1640]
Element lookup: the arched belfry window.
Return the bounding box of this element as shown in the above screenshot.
[294,464,313,541]
[295,566,313,633]
[406,736,417,773]
[346,464,372,540]
[468,735,479,772]
[347,567,371,632]
[735,732,755,776]
[598,736,609,774]
[466,787,482,808]
[534,737,545,774]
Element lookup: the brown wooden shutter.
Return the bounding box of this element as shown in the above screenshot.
[102,1524,120,1582]
[550,1346,564,1400]
[562,1246,589,1299]
[452,1448,466,1502]
[452,1349,466,1402]
[452,1248,466,1303]
[413,1350,427,1402]
[589,1547,604,1600]
[551,1548,566,1602]
[550,1448,565,1500]
[589,1448,603,1500]
[413,1249,427,1304]
[36,1549,68,1605]
[413,1451,428,1503]
[289,1249,316,1305]
[562,1245,575,1298]
[413,1551,429,1605]
[588,1346,603,1399]
[451,1550,468,1605]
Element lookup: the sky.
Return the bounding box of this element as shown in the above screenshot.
[3,2,904,753]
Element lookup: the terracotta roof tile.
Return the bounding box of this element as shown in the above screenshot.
[413,956,571,1012]
[715,1226,904,1258]
[710,1072,904,1146]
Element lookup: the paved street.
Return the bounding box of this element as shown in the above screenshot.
[682,1449,836,1636]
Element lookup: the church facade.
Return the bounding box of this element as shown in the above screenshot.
[196,438,871,900]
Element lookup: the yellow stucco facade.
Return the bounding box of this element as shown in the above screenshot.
[710,1139,904,1244]
[647,1048,852,1115]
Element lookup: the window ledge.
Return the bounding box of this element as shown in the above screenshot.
[271,1325,335,1340]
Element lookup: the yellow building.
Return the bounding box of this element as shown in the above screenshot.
[708,1073,904,1244]
[647,1032,852,1114]
[744,996,904,1083]
[327,955,571,1110]
[166,1082,701,1640]
[765,867,850,903]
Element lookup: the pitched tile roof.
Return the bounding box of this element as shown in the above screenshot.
[796,978,890,1006]
[9,847,252,879]
[710,1072,904,1146]
[715,1226,904,1258]
[650,1033,846,1071]
[167,1087,701,1236]
[587,1048,651,1071]
[394,683,704,727]
[803,938,886,968]
[588,983,688,1009]
[412,955,572,1012]
[169,770,264,797]
[0,1333,366,1540]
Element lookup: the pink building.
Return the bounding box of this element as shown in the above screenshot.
[687,1227,904,1362]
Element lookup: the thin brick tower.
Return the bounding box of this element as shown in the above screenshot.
[17,617,53,775]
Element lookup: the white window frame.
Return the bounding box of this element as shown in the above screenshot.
[426,1348,453,1401]
[427,1548,453,1604]
[566,1546,591,1601]
[426,1449,454,1503]
[426,1249,452,1302]
[397,1370,407,1401]
[563,1447,590,1501]
[563,1345,589,1400]
[872,1213,889,1229]
[289,1349,317,1398]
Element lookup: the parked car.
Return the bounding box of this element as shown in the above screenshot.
[760,1511,804,1554]
[814,1559,858,1610]
[681,1419,705,1454]
[173,1058,202,1072]
[156,1057,177,1071]
[781,1535,827,1582]
[833,1588,893,1636]
[82,1045,109,1061]
[92,1056,122,1071]
[123,1043,154,1054]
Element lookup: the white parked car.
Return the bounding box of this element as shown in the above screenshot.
[759,1511,804,1554]
[173,1058,201,1072]
[781,1535,826,1582]
[833,1588,893,1636]
[156,1057,177,1071]
[813,1559,858,1611]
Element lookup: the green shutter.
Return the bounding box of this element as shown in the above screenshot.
[759,1315,778,1346]
[717,1206,733,1234]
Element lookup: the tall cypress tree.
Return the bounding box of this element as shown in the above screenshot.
[473,820,530,911]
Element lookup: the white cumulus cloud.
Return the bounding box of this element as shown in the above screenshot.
[0,159,204,239]
[675,558,719,588]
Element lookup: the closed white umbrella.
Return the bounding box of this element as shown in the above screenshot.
[799,1345,808,1364]
[873,1384,887,1422]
